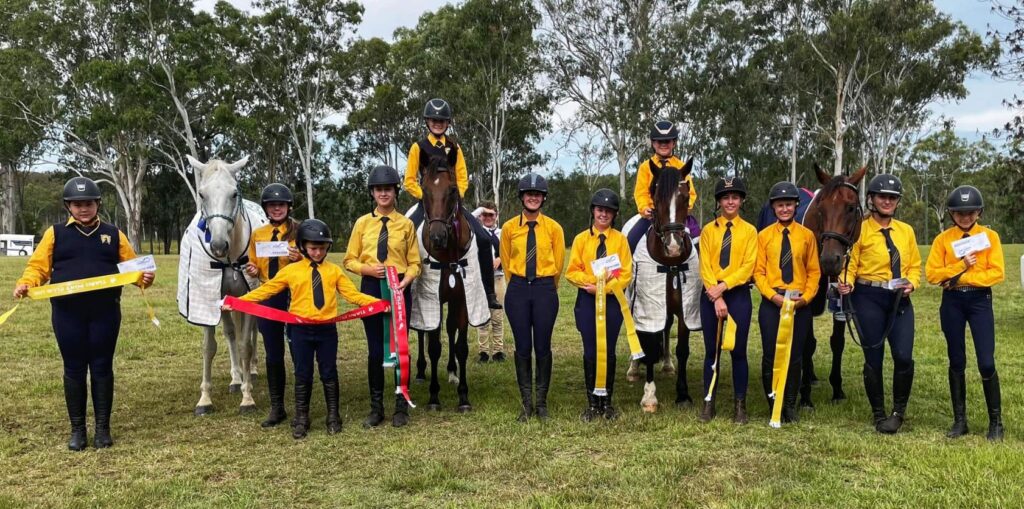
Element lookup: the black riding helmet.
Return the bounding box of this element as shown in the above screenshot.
[768,181,799,203]
[649,120,679,141]
[518,172,548,196]
[63,176,102,202]
[367,165,401,191]
[867,174,903,197]
[946,185,984,212]
[714,176,747,200]
[590,188,620,211]
[261,183,293,206]
[296,219,333,259]
[423,98,452,121]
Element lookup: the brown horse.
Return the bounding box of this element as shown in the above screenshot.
[800,164,867,404]
[416,155,473,412]
[629,157,696,412]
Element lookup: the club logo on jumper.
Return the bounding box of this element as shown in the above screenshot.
[100,234,111,245]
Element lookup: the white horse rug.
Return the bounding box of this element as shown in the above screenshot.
[177,200,266,326]
[408,222,491,332]
[623,214,702,333]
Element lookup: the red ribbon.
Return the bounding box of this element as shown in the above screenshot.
[223,296,389,324]
[387,267,414,406]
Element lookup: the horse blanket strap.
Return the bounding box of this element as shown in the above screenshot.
[656,263,689,285]
[428,258,469,272]
[210,255,250,271]
[223,295,389,324]
[769,298,797,428]
[385,267,415,407]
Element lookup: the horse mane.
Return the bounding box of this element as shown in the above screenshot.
[425,154,451,176]
[819,173,851,198]
[651,165,682,208]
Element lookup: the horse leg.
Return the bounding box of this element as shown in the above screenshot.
[800,327,817,409]
[222,313,242,393]
[249,326,260,377]
[661,315,676,375]
[639,331,661,413]
[447,327,459,385]
[427,329,443,410]
[236,313,257,413]
[829,317,847,401]
[675,316,693,406]
[453,307,472,412]
[415,330,427,383]
[627,358,641,383]
[195,326,217,415]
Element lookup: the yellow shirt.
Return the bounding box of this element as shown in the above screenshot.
[343,209,421,278]
[842,217,922,289]
[633,156,698,214]
[700,216,757,291]
[565,227,633,293]
[403,134,469,200]
[753,222,820,301]
[246,221,297,282]
[17,218,147,288]
[500,212,566,285]
[925,224,1004,288]
[240,258,378,321]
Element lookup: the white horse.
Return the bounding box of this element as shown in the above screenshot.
[180,155,262,415]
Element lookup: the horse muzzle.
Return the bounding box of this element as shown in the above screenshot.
[211,240,229,258]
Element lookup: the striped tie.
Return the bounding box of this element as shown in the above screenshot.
[719,221,733,269]
[780,227,793,284]
[311,262,325,309]
[526,220,538,281]
[596,233,607,259]
[268,228,280,278]
[880,228,901,279]
[377,217,389,263]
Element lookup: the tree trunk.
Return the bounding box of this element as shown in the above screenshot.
[0,162,17,233]
[790,112,799,183]
[833,63,846,177]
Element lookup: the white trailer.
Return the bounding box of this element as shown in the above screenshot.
[0,234,35,256]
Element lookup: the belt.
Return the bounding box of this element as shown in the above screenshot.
[855,279,889,288]
[945,286,989,293]
[510,275,554,284]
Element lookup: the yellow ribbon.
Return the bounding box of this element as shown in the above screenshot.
[0,304,19,326]
[595,270,608,396]
[722,314,737,352]
[769,298,797,428]
[2,272,158,328]
[705,313,737,401]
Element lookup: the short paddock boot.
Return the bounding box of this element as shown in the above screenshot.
[699,397,716,423]
[734,399,748,425]
[514,354,534,422]
[535,354,552,421]
[91,374,115,449]
[877,365,914,434]
[63,375,88,451]
[982,371,1004,442]
[946,369,968,439]
[292,382,312,439]
[261,362,289,428]
[323,378,342,434]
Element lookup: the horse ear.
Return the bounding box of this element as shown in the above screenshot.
[814,163,830,185]
[186,155,206,171]
[225,156,250,175]
[681,157,694,177]
[849,165,868,185]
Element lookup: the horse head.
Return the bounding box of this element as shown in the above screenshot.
[648,157,694,262]
[805,163,867,277]
[420,155,465,259]
[187,155,248,259]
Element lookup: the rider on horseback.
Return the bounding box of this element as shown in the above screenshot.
[627,120,699,251]
[405,98,502,310]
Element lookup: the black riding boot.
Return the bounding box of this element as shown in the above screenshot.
[603,354,618,420]
[514,353,534,422]
[781,361,801,424]
[63,375,88,451]
[863,364,887,429]
[878,365,914,434]
[946,368,968,439]
[761,359,774,408]
[91,374,114,449]
[675,339,692,407]
[535,354,552,421]
[581,357,599,422]
[392,393,410,427]
[982,371,1004,442]
[292,381,312,439]
[262,362,288,428]
[323,378,342,434]
[363,360,385,429]
[800,331,816,409]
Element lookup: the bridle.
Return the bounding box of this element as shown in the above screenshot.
[196,185,252,271]
[423,167,462,255]
[815,182,862,254]
[653,179,691,247]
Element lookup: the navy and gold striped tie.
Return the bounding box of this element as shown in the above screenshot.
[268,228,280,278]
[377,217,389,263]
[780,227,793,284]
[526,221,538,281]
[719,221,733,269]
[311,262,325,309]
[880,228,901,279]
[596,233,607,259]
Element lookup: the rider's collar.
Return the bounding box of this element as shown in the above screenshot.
[518,211,542,225]
[427,133,447,145]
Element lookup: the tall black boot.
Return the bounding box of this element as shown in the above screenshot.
[63,375,88,451]
[863,364,887,429]
[782,361,802,423]
[604,354,618,420]
[761,359,774,409]
[946,368,968,438]
[91,374,115,449]
[363,360,385,429]
[514,353,533,422]
[878,364,914,434]
[982,371,1004,442]
[800,335,815,409]
[674,337,692,407]
[323,378,342,434]
[581,357,599,422]
[535,354,552,421]
[292,381,312,439]
[392,393,410,428]
[261,362,288,428]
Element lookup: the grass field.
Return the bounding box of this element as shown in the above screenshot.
[1,246,1023,508]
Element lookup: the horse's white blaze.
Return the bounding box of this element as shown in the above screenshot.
[434,177,440,185]
[666,189,680,252]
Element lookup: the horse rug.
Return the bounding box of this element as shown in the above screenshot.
[408,221,491,331]
[622,214,702,333]
[177,199,266,326]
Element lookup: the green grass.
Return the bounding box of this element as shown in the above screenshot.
[1,247,1022,508]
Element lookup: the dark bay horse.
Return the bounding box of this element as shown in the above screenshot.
[415,156,473,412]
[628,157,696,412]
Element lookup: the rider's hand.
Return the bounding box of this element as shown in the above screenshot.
[493,258,501,271]
[398,275,413,290]
[362,263,386,278]
[706,282,727,301]
[837,282,853,295]
[714,297,728,319]
[583,284,597,295]
[141,271,156,287]
[902,282,914,295]
[962,252,978,268]
[244,263,258,277]
[770,294,785,307]
[287,247,302,262]
[13,284,28,299]
[642,208,654,219]
[794,298,808,308]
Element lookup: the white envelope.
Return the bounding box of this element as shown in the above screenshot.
[256,241,291,258]
[591,253,622,276]
[117,255,157,273]
[951,232,990,259]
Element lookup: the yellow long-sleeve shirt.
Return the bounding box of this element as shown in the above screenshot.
[239,258,378,321]
[500,212,566,286]
[633,156,698,215]
[404,134,469,200]
[842,217,922,289]
[246,221,297,282]
[343,209,421,278]
[925,224,1004,288]
[565,227,633,293]
[753,222,820,302]
[700,216,757,291]
[17,218,149,288]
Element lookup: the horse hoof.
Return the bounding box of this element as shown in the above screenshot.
[642,403,658,413]
[414,377,426,384]
[675,399,692,409]
[239,404,257,414]
[626,373,640,383]
[831,391,847,403]
[228,384,241,393]
[194,405,213,416]
[662,366,677,376]
[447,373,459,385]
[457,404,473,413]
[427,403,442,412]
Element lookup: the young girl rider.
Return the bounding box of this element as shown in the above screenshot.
[344,165,420,429]
[566,189,633,421]
[14,176,155,450]
[244,183,302,428]
[698,177,757,424]
[925,185,1004,441]
[627,120,699,250]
